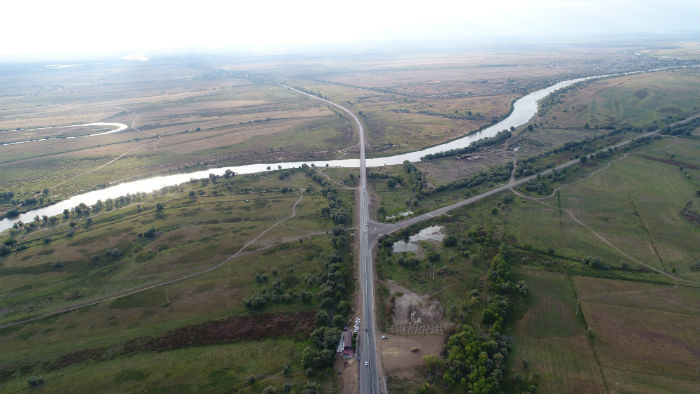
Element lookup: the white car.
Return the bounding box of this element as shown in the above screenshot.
[381,335,388,339]
[364,361,369,367]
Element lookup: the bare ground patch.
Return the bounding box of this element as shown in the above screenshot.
[378,334,444,378]
[384,281,452,336]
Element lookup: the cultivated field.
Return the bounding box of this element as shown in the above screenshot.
[574,276,700,393]
[509,269,606,394]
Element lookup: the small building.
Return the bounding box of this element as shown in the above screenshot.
[342,330,354,358]
[337,328,354,358]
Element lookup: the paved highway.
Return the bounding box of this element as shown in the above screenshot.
[284,84,698,394]
[281,85,380,394]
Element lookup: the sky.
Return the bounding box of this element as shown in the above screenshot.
[2,0,698,60]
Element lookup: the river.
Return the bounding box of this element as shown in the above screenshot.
[0,68,678,232]
[1,122,129,146]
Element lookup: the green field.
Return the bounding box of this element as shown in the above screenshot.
[1,46,699,394]
[537,69,700,129]
[509,269,606,394]
[372,69,700,394]
[0,339,319,394]
[0,168,354,393]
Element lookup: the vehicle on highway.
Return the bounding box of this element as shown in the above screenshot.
[364,361,369,367]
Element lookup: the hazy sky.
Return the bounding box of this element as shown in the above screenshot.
[2,0,698,59]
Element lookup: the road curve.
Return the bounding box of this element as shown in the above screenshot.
[280,86,381,394]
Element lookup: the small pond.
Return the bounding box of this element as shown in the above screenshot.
[392,225,445,253]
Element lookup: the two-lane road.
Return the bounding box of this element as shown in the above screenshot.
[284,84,698,394]
[281,85,380,394]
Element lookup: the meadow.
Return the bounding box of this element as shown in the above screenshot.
[0,62,355,217]
[372,68,699,393]
[0,169,354,393]
[0,44,698,394]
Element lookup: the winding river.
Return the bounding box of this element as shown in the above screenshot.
[0,68,677,232]
[1,122,129,146]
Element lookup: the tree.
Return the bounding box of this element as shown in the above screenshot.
[156,203,164,212]
[310,326,341,350]
[302,382,321,394]
[423,355,445,382]
[443,235,458,247]
[316,310,330,326]
[333,314,346,327]
[427,251,441,263]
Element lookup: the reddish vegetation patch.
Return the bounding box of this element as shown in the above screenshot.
[633,89,649,99]
[680,201,700,226]
[638,154,699,170]
[0,311,315,380]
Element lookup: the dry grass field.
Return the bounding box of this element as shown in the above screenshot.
[574,276,700,393]
[0,62,355,207]
[510,269,607,394]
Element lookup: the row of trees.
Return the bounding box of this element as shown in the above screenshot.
[422,130,512,160]
[301,226,352,374]
[298,168,354,373]
[425,162,513,196]
[660,117,700,136]
[304,166,350,226]
[515,123,655,179]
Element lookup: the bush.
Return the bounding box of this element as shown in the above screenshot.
[6,209,19,218]
[27,376,44,387]
[262,385,277,394]
[443,235,458,247]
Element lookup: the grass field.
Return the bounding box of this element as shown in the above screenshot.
[574,276,700,393]
[509,269,606,394]
[0,170,347,324]
[0,63,356,214]
[0,168,355,392]
[0,338,324,394]
[536,69,700,129]
[1,44,698,393]
[371,86,699,393]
